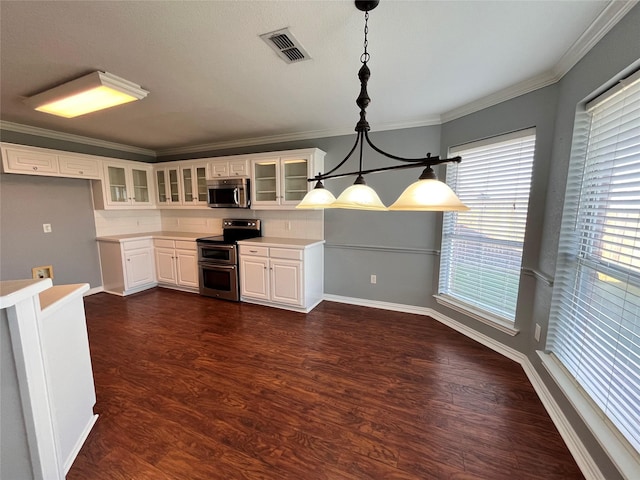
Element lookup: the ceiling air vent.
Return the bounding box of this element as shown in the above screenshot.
[260,28,311,64]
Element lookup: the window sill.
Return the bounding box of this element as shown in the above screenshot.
[538,351,640,478]
[433,294,519,336]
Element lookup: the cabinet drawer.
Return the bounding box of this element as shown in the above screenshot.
[269,248,303,260]
[175,240,196,250]
[239,245,269,257]
[123,239,152,251]
[154,239,175,248]
[58,155,101,179]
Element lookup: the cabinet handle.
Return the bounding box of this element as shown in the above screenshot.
[79,170,84,174]
[33,166,38,171]
[127,258,131,262]
[250,250,258,253]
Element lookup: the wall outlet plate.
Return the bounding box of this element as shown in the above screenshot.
[43,223,52,233]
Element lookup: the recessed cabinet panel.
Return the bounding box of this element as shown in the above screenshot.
[4,148,58,174]
[58,155,101,179]
[271,260,303,306]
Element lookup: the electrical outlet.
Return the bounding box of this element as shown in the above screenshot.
[534,323,541,342]
[370,274,377,284]
[43,223,52,233]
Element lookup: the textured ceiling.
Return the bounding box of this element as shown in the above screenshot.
[0,0,623,155]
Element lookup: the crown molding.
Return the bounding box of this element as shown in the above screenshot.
[552,0,638,79]
[440,71,561,124]
[155,116,442,157]
[0,120,156,157]
[441,0,636,124]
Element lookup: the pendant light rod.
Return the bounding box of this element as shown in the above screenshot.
[310,155,461,182]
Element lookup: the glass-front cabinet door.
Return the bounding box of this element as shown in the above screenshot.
[252,159,279,205]
[103,161,153,208]
[156,170,168,204]
[131,168,150,204]
[107,165,129,204]
[168,168,180,203]
[281,158,309,204]
[156,166,181,206]
[182,165,207,205]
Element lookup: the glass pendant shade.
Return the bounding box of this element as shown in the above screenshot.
[296,183,337,209]
[329,183,387,211]
[388,179,469,211]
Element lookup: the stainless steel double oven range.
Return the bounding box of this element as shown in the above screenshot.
[196,219,261,301]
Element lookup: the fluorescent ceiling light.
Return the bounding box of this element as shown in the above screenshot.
[24,71,149,118]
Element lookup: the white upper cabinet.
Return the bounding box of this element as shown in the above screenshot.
[93,160,154,209]
[181,164,208,206]
[250,148,325,209]
[207,157,248,179]
[155,164,182,207]
[1,143,102,179]
[154,161,208,208]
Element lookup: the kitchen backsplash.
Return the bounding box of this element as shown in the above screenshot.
[94,209,323,239]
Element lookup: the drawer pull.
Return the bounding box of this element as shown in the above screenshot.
[250,250,258,253]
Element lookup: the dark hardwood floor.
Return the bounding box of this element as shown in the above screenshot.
[68,288,584,480]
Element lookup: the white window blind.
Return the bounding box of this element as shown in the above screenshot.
[439,129,535,323]
[547,70,640,454]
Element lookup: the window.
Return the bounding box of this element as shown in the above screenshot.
[547,70,640,454]
[438,129,536,328]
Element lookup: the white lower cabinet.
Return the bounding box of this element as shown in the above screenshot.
[154,239,198,290]
[238,240,324,313]
[97,238,156,295]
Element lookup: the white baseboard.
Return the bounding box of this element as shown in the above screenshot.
[84,286,104,296]
[322,294,605,480]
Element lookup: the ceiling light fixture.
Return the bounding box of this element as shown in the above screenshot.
[296,0,468,211]
[24,71,149,118]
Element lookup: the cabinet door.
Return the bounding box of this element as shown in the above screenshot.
[280,157,310,205]
[270,259,303,306]
[58,155,101,179]
[182,166,208,205]
[124,248,155,289]
[105,165,130,205]
[155,248,177,284]
[130,167,152,205]
[251,158,279,205]
[176,249,198,287]
[240,256,270,300]
[229,159,247,177]
[195,166,208,203]
[210,162,228,178]
[4,148,58,174]
[156,170,169,204]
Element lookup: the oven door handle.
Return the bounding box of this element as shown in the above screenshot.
[198,244,235,251]
[199,263,236,270]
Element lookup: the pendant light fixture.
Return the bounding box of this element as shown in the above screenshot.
[296,0,468,212]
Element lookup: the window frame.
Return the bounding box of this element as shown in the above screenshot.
[436,128,536,334]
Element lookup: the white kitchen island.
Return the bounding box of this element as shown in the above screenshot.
[0,279,97,480]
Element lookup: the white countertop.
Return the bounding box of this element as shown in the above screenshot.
[237,237,325,248]
[96,231,218,242]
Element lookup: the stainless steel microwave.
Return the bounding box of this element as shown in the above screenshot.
[207,177,250,208]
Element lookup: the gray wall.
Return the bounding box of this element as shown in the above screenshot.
[0,172,102,288]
